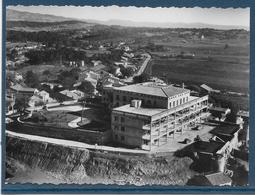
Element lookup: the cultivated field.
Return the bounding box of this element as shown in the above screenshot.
[148,37,250,94]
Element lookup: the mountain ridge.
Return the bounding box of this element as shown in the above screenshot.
[7,9,249,30]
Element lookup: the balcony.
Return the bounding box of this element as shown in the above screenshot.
[142,134,150,140]
[142,124,151,130]
[141,144,151,150]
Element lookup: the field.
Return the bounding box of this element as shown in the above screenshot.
[147,38,250,94]
[17,64,72,82]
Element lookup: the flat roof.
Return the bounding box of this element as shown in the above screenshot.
[210,123,240,136]
[10,84,35,93]
[113,104,166,117]
[209,107,229,113]
[196,141,224,154]
[115,82,189,98]
[205,172,232,186]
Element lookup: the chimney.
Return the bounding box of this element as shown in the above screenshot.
[131,100,142,108]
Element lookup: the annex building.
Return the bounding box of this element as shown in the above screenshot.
[110,82,209,150]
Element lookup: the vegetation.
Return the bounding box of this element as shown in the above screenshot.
[78,81,95,96]
[133,73,151,83]
[24,70,39,88]
[57,68,79,89]
[14,96,29,114]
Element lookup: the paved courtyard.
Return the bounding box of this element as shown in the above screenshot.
[151,123,217,153]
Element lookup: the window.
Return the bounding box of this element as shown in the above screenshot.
[121,136,125,141]
[186,97,188,102]
[115,134,118,140]
[169,102,171,108]
[114,125,118,130]
[123,96,127,101]
[116,95,119,100]
[173,101,175,107]
[114,116,118,121]
[143,140,149,145]
[183,97,185,103]
[180,98,182,104]
[121,126,125,132]
[121,117,125,123]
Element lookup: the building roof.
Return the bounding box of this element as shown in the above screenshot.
[113,104,166,117]
[210,123,240,137]
[200,84,213,92]
[115,82,189,98]
[196,141,224,154]
[205,172,232,186]
[10,84,35,93]
[209,107,230,113]
[237,110,249,118]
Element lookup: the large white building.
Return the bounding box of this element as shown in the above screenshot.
[110,82,209,150]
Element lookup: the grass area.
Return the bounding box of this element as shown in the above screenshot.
[147,37,249,94]
[17,64,71,82]
[24,110,77,128]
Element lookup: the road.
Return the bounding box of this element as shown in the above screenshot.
[123,53,151,83]
[6,130,149,154]
[134,53,151,77]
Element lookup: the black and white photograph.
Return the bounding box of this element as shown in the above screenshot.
[5,5,250,187]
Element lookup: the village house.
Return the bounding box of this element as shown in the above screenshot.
[209,106,231,121]
[60,89,85,100]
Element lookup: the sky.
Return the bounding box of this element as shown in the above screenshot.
[8,6,250,27]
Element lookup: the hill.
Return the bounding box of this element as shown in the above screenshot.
[7,9,73,22]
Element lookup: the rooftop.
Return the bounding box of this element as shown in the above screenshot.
[205,172,232,186]
[209,107,230,113]
[115,82,189,98]
[10,84,35,93]
[210,123,240,136]
[113,104,166,117]
[196,141,224,154]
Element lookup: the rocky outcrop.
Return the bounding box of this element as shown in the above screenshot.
[6,136,196,185]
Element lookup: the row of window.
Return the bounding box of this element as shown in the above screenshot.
[114,116,125,122]
[113,125,125,132]
[114,134,125,141]
[169,96,188,108]
[115,91,165,100]
[116,95,159,106]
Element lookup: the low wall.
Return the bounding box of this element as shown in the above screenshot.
[7,122,112,145]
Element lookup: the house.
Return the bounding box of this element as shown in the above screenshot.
[197,122,242,172]
[60,89,85,100]
[91,60,102,67]
[187,172,232,186]
[28,95,44,107]
[10,84,35,99]
[113,67,122,77]
[200,84,220,94]
[209,106,231,121]
[37,90,55,103]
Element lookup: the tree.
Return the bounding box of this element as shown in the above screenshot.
[226,102,240,122]
[24,70,39,88]
[120,66,135,78]
[133,73,150,83]
[14,96,29,114]
[57,68,79,89]
[78,81,95,96]
[42,70,50,76]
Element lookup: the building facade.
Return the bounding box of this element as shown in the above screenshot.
[111,82,209,150]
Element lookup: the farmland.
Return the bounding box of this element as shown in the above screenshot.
[146,36,249,94]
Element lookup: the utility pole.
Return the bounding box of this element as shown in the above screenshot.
[81,99,86,124]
